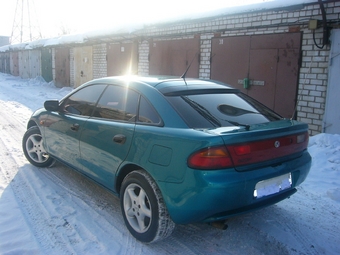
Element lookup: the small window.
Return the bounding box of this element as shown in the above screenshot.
[61,84,106,116]
[93,85,139,121]
[137,97,162,125]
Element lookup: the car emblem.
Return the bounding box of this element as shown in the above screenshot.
[274,141,280,148]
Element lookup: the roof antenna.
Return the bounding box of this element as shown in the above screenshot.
[181,52,198,80]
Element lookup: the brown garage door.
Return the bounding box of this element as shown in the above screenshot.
[149,38,200,78]
[107,42,138,76]
[211,33,301,119]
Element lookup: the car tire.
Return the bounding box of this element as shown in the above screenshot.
[22,126,55,167]
[120,170,175,243]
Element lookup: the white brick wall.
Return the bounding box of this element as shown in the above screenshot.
[93,44,107,79]
[70,48,74,88]
[138,40,149,76]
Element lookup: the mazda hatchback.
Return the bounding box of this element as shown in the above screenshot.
[23,76,311,243]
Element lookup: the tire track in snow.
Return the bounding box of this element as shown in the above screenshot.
[245,188,340,255]
[285,188,340,254]
[10,167,78,254]
[0,100,78,254]
[37,164,135,254]
[0,100,29,183]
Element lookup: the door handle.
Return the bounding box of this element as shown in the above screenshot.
[71,123,80,131]
[113,134,126,144]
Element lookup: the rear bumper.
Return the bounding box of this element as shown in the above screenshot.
[202,188,297,222]
[159,150,311,224]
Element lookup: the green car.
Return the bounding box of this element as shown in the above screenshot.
[22,76,311,243]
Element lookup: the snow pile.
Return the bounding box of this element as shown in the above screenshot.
[307,133,340,203]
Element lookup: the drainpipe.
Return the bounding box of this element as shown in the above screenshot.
[315,0,329,49]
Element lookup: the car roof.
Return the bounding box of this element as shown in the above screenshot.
[84,76,240,95]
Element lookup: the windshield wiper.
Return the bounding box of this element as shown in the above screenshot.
[182,96,221,127]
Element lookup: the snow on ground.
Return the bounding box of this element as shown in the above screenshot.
[0,73,339,255]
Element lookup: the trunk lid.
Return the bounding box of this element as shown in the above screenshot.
[205,119,309,171]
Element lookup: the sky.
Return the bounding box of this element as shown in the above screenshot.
[0,0,269,41]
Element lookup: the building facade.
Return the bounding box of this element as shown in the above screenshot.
[1,1,339,135]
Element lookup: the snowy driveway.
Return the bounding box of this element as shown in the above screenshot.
[0,73,339,255]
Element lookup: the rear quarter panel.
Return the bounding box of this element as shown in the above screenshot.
[123,126,225,183]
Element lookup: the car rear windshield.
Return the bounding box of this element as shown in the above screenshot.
[165,92,282,129]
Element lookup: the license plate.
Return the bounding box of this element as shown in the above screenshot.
[254,173,292,199]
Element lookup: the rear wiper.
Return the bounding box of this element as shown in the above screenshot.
[226,120,250,131]
[182,96,221,127]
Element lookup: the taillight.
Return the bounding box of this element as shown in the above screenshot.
[233,145,251,155]
[188,132,309,170]
[227,132,309,167]
[188,146,233,169]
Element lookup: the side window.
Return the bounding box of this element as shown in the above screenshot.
[93,85,139,121]
[61,84,106,116]
[137,97,162,125]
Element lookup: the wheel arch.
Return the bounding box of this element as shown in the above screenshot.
[27,119,39,129]
[115,163,146,196]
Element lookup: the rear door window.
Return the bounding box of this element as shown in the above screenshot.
[166,92,281,129]
[93,85,139,122]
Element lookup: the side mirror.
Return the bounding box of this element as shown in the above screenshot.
[44,100,60,111]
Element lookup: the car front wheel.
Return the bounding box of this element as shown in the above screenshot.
[22,126,55,167]
[120,170,175,243]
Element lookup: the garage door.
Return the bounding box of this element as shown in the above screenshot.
[29,50,41,78]
[19,51,30,79]
[55,47,71,87]
[149,38,200,78]
[74,46,93,88]
[10,52,19,76]
[41,48,53,82]
[211,33,301,119]
[107,42,138,76]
